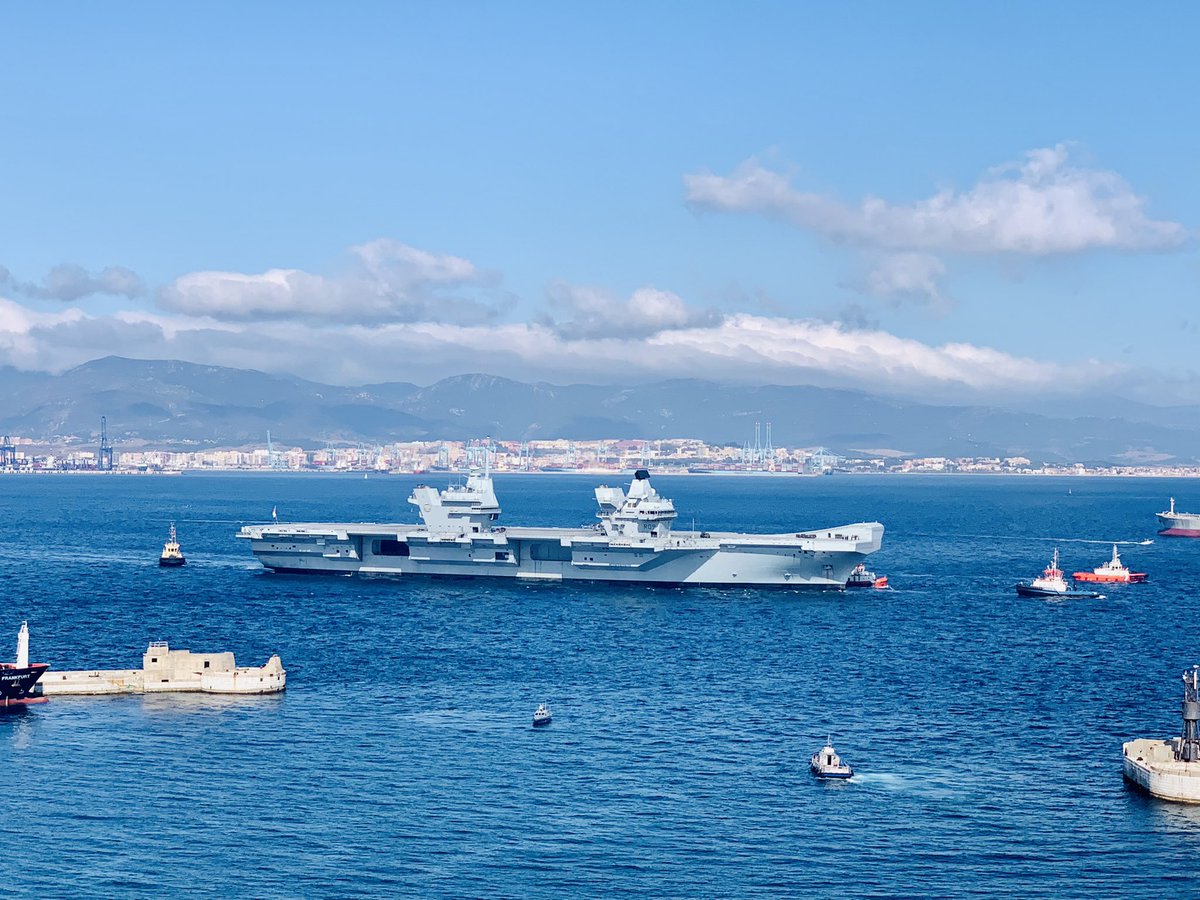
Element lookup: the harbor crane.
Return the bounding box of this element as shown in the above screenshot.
[98,416,114,471]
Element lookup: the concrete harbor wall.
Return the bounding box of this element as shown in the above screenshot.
[1122,739,1200,803]
[41,642,286,696]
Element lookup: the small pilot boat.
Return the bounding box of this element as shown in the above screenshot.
[846,563,888,589]
[159,524,186,567]
[810,740,853,779]
[1072,544,1146,584]
[1015,548,1100,599]
[532,702,552,727]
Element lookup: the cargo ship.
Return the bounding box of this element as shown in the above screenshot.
[1,622,49,708]
[1157,497,1200,537]
[237,468,884,588]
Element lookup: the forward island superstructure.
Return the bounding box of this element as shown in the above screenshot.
[237,469,884,588]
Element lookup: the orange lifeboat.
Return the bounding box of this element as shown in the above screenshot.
[1072,544,1147,584]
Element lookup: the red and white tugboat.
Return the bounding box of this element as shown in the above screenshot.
[1,622,49,709]
[845,563,888,589]
[1072,544,1146,584]
[1015,549,1100,599]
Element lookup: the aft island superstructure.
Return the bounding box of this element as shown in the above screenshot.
[237,469,884,588]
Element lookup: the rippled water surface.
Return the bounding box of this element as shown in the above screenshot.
[3,472,1200,897]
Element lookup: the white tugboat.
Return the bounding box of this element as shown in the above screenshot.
[237,466,884,588]
[532,702,552,727]
[159,524,186,568]
[810,740,853,779]
[1123,665,1200,802]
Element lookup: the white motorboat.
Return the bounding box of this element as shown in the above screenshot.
[810,740,853,778]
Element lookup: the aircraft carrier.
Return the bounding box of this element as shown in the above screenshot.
[236,469,884,588]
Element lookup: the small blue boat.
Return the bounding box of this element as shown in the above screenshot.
[532,702,552,727]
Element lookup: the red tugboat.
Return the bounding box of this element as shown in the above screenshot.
[1072,544,1147,584]
[1,622,49,709]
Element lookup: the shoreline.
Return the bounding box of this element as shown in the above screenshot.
[4,467,1200,479]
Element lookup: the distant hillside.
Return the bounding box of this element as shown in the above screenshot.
[1,356,1198,464]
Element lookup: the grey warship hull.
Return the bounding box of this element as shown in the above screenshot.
[238,521,884,587]
[237,469,884,588]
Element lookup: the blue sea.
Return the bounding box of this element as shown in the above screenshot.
[3,473,1200,897]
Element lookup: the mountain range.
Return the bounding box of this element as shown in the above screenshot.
[0,356,1197,464]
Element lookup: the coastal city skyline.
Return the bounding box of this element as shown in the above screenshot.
[3,4,1200,407]
[6,432,1200,480]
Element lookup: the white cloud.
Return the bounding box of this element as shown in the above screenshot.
[862,252,947,307]
[1,263,145,300]
[539,282,716,339]
[684,144,1186,255]
[157,239,502,324]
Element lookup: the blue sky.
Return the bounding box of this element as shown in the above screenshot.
[1,2,1197,402]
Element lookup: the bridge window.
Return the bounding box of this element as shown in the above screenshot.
[373,539,410,557]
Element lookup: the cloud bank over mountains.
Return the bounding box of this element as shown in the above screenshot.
[0,145,1185,403]
[0,292,1119,401]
